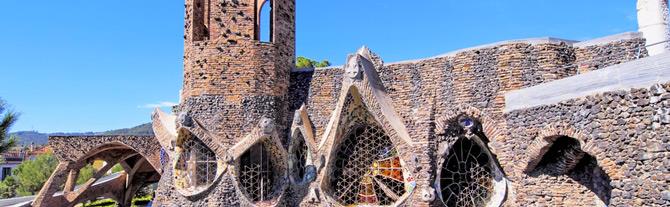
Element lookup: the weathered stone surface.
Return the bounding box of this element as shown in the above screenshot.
[33,136,163,207]
[34,1,670,207]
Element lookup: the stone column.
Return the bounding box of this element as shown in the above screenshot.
[637,0,670,55]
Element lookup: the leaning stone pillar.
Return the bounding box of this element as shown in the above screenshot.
[32,162,71,207]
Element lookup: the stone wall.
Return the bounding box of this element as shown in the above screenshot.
[289,68,343,145]
[574,32,648,73]
[283,34,656,206]
[294,35,647,146]
[162,2,657,205]
[504,82,670,206]
[156,33,651,206]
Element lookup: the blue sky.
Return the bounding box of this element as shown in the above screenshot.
[1,0,639,133]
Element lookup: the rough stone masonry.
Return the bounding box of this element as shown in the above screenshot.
[32,0,670,207]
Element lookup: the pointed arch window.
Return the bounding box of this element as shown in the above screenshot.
[290,132,311,182]
[328,93,409,206]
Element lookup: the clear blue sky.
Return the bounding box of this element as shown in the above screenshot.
[1,0,639,133]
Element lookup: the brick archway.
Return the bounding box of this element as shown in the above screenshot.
[32,136,164,207]
[521,125,620,205]
[522,125,620,180]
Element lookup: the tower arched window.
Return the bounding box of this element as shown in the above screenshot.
[191,0,210,41]
[256,0,273,42]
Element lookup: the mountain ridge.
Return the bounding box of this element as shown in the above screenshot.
[9,123,154,146]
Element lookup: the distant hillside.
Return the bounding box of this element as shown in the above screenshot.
[100,123,154,136]
[10,123,154,146]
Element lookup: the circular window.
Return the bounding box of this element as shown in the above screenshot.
[174,136,219,193]
[330,124,408,206]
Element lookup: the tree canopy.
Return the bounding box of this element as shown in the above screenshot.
[8,152,58,197]
[296,56,331,69]
[0,99,17,154]
[0,151,107,198]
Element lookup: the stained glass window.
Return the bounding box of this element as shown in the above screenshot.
[329,95,407,206]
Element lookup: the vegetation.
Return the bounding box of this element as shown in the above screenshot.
[0,153,101,198]
[76,164,96,185]
[131,194,153,207]
[0,98,17,154]
[111,164,124,173]
[77,194,152,207]
[0,153,58,197]
[296,56,331,68]
[0,176,18,198]
[80,198,117,207]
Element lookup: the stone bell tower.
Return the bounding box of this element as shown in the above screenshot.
[180,0,295,140]
[152,0,295,205]
[182,0,295,102]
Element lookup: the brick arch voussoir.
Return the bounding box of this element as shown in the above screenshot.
[435,105,506,157]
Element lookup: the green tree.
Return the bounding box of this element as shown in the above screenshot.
[111,164,124,174]
[12,153,58,196]
[296,56,331,69]
[0,176,18,198]
[76,164,95,185]
[0,99,17,154]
